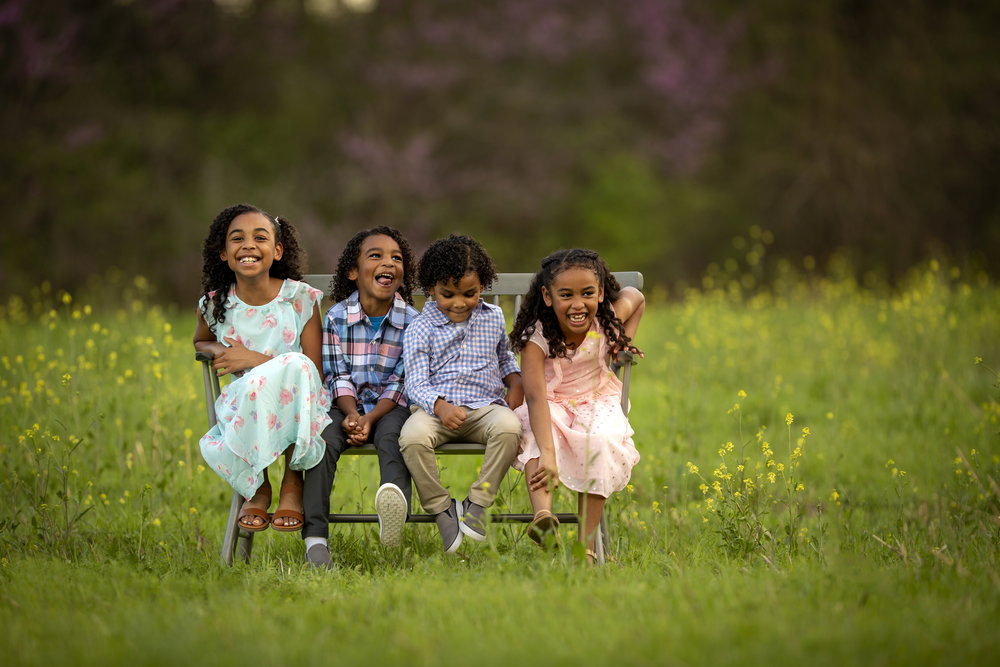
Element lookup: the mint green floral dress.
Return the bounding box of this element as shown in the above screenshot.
[199,279,332,499]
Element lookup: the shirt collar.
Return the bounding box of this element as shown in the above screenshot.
[346,290,410,329]
[424,298,485,327]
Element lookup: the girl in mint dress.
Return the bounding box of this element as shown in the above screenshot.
[194,204,332,532]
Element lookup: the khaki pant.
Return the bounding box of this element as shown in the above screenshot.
[399,404,521,515]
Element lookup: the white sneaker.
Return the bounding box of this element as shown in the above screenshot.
[374,483,407,547]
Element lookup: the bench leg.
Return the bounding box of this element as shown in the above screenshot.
[235,530,254,563]
[220,489,254,565]
[593,512,609,565]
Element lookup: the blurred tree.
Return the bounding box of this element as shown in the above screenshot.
[705,0,1000,278]
[327,0,745,270]
[1,0,995,304]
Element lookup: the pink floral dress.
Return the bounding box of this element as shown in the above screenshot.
[513,322,639,497]
[199,279,332,499]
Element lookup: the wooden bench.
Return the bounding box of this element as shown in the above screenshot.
[197,271,643,566]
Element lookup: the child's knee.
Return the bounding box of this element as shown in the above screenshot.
[489,408,522,440]
[398,412,437,452]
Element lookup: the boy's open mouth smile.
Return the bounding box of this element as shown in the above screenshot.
[375,272,395,287]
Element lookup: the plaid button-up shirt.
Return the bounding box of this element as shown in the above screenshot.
[322,291,419,414]
[403,299,520,415]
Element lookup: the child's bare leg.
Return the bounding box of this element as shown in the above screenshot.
[525,458,560,546]
[577,492,606,554]
[272,447,304,530]
[524,458,553,515]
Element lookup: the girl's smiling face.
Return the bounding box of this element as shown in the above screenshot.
[542,266,603,345]
[221,212,282,278]
[348,233,404,314]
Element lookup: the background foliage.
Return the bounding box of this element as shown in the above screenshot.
[2,0,998,304]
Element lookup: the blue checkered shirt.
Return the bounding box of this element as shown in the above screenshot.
[322,291,419,414]
[403,299,521,415]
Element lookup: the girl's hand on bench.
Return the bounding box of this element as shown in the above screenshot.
[613,343,644,362]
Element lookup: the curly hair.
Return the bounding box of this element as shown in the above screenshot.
[417,233,497,294]
[199,203,306,332]
[510,248,630,359]
[329,226,416,305]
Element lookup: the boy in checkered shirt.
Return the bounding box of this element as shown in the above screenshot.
[302,227,419,569]
[400,234,524,553]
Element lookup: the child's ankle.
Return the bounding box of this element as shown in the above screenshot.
[304,536,328,551]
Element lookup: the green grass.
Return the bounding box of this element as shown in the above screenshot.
[1,264,998,666]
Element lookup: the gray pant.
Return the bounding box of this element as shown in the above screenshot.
[399,404,521,515]
[302,404,412,540]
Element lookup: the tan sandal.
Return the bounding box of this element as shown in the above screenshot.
[527,509,560,547]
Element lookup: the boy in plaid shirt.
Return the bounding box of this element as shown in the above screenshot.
[302,227,419,569]
[400,234,524,553]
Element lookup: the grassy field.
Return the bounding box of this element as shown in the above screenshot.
[1,263,998,666]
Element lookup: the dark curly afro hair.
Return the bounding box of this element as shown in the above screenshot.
[199,203,306,332]
[416,233,497,294]
[329,226,416,305]
[509,248,630,359]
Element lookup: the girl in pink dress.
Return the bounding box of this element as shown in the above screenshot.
[509,249,644,562]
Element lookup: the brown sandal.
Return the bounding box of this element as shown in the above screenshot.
[237,485,272,532]
[237,506,271,532]
[527,509,560,547]
[270,507,304,532]
[271,479,304,532]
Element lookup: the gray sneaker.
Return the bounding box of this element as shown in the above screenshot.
[459,497,487,542]
[374,482,407,548]
[435,498,463,553]
[304,542,333,570]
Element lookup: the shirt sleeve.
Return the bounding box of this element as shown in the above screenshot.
[379,353,406,407]
[322,306,357,401]
[496,311,521,378]
[386,304,419,407]
[291,282,321,333]
[403,317,438,415]
[528,323,550,357]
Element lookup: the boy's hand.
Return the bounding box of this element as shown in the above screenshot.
[341,410,363,438]
[434,399,467,431]
[503,373,524,410]
[346,414,372,446]
[505,383,524,410]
